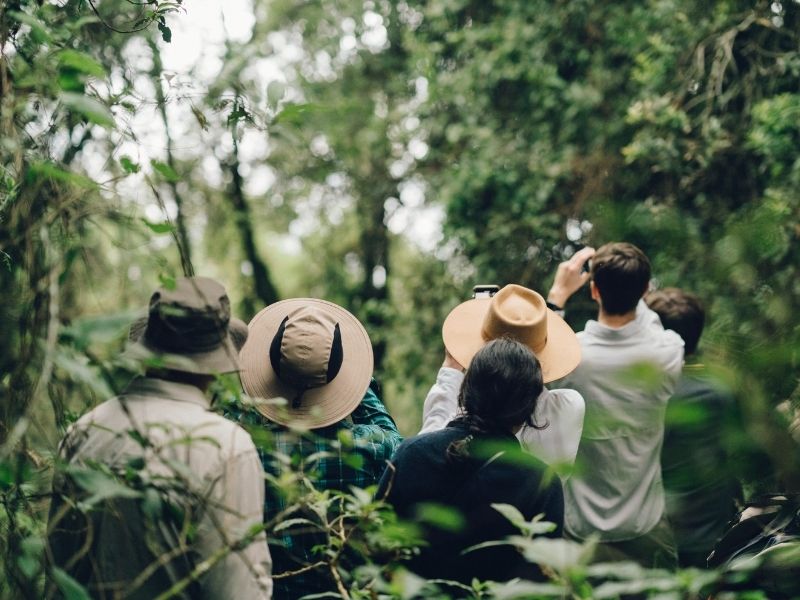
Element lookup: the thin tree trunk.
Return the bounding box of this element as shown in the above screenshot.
[354,178,391,371]
[226,136,279,315]
[148,38,193,275]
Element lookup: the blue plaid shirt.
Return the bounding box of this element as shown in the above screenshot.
[227,384,402,598]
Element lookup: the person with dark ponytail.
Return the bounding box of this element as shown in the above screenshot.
[377,339,564,584]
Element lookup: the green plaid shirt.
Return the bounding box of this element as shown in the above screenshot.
[227,384,402,599]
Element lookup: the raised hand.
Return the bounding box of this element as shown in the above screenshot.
[547,246,596,309]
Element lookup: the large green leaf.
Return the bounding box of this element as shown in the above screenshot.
[60,92,115,128]
[58,50,106,78]
[51,568,92,600]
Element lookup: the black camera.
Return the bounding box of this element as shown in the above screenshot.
[472,284,500,299]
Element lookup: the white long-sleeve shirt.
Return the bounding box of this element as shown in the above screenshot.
[420,367,585,468]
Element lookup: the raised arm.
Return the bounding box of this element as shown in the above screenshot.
[546,246,595,310]
[420,351,465,434]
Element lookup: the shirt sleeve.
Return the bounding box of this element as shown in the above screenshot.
[348,385,404,469]
[517,388,585,470]
[199,439,273,600]
[420,367,464,434]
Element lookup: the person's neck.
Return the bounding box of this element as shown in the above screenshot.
[597,309,636,328]
[146,369,214,391]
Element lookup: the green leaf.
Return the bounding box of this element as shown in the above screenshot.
[273,103,317,126]
[58,50,106,78]
[190,105,209,131]
[61,311,139,349]
[158,273,177,290]
[60,92,115,128]
[488,579,566,599]
[52,567,92,600]
[142,219,175,234]
[7,11,51,41]
[52,348,113,398]
[26,162,97,189]
[273,517,321,533]
[158,22,172,43]
[414,502,465,532]
[150,159,179,182]
[120,156,140,174]
[515,537,587,572]
[491,504,558,536]
[68,467,142,507]
[267,80,286,108]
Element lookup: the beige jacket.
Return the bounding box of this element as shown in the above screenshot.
[48,377,272,599]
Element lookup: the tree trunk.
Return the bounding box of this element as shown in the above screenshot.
[226,138,279,316]
[148,38,193,276]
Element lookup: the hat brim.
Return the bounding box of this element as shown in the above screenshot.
[442,298,581,383]
[123,335,241,375]
[239,299,374,429]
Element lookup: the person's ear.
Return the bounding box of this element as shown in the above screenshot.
[590,280,601,303]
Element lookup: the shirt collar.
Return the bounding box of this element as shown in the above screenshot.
[583,299,650,340]
[123,376,211,409]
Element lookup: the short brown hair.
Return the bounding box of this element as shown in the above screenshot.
[645,288,704,355]
[590,242,651,315]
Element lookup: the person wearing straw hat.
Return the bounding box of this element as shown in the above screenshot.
[420,283,586,469]
[230,298,402,599]
[546,243,684,568]
[47,276,273,599]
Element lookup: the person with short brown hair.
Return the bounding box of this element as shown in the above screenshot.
[645,287,743,567]
[547,243,684,568]
[645,287,704,355]
[588,242,652,316]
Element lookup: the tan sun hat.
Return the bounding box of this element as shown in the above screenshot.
[239,299,374,429]
[442,284,581,383]
[124,276,241,375]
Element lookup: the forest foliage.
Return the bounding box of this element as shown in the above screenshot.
[2,0,800,598]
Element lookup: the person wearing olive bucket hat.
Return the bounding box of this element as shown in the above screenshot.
[419,283,586,469]
[47,277,273,599]
[231,298,403,599]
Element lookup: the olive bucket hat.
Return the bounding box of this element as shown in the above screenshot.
[124,276,241,375]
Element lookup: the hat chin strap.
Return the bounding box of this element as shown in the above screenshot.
[291,388,308,409]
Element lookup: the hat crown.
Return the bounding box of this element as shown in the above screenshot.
[144,276,231,354]
[271,306,342,390]
[481,284,547,353]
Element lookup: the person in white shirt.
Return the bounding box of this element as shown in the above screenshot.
[546,243,684,568]
[419,284,586,470]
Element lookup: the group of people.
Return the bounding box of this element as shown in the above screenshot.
[46,242,743,598]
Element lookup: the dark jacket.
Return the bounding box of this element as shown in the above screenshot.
[662,365,744,567]
[377,420,564,584]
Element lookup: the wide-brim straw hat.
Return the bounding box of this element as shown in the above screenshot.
[239,298,374,429]
[442,284,581,383]
[124,277,241,375]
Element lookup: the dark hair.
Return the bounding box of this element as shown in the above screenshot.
[447,339,544,462]
[590,242,651,315]
[645,287,705,355]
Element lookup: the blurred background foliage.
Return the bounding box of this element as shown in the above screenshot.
[1,0,800,596]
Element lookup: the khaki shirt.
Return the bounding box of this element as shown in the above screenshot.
[48,377,273,599]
